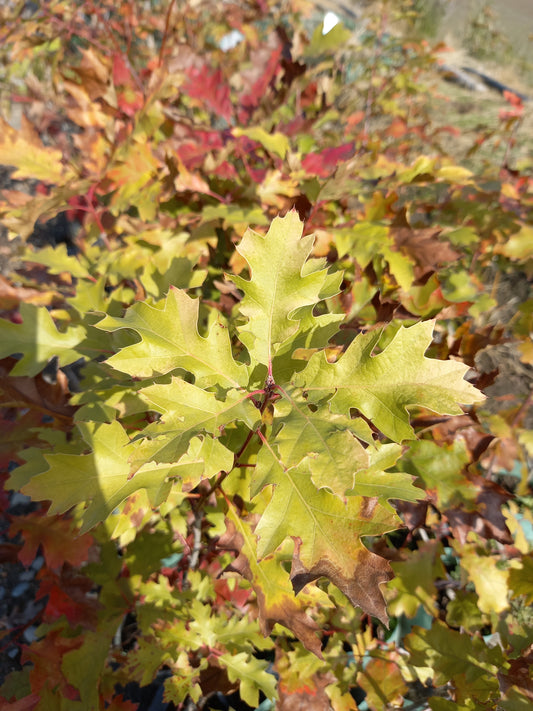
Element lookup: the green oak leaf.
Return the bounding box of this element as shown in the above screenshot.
[405,619,505,690]
[335,223,414,291]
[219,652,278,707]
[62,624,121,710]
[272,298,344,382]
[403,439,477,509]
[0,302,85,376]
[95,287,249,387]
[454,538,510,615]
[68,277,110,316]
[294,320,484,443]
[252,443,400,623]
[387,541,446,618]
[261,394,369,496]
[350,442,423,502]
[17,421,230,532]
[176,436,234,483]
[230,211,342,368]
[23,243,91,279]
[130,378,259,469]
[201,204,269,226]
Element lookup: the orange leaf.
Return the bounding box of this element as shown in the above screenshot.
[10,513,93,570]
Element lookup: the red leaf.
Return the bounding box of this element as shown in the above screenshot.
[21,628,83,699]
[213,160,238,180]
[36,567,100,627]
[184,66,232,122]
[213,577,251,609]
[10,513,93,570]
[0,695,40,710]
[104,697,140,711]
[117,86,144,117]
[112,53,132,87]
[503,90,523,107]
[239,43,282,114]
[112,53,143,115]
[347,110,365,127]
[301,143,355,178]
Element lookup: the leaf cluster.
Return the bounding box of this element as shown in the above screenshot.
[0,1,532,709]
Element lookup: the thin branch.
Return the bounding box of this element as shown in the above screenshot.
[188,507,203,571]
[159,0,177,67]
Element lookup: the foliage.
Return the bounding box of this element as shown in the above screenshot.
[0,0,532,709]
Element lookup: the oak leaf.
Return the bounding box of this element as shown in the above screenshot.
[357,658,408,711]
[219,503,326,657]
[11,421,209,532]
[253,447,399,623]
[10,513,93,571]
[0,303,85,377]
[231,211,341,368]
[295,320,484,443]
[0,115,75,184]
[96,288,249,387]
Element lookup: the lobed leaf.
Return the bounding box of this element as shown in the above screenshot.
[295,320,485,442]
[0,115,75,183]
[15,421,226,533]
[257,395,369,496]
[253,446,400,623]
[130,378,258,469]
[231,211,342,368]
[95,288,249,387]
[0,303,85,377]
[218,652,278,707]
[220,502,326,657]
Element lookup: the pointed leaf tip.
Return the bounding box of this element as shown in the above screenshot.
[231,212,341,367]
[95,288,248,387]
[296,320,485,442]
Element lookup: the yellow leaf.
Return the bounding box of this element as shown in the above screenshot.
[495,224,533,261]
[0,115,74,183]
[455,537,510,614]
[436,165,474,183]
[233,126,290,159]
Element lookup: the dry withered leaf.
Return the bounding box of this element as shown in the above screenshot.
[446,476,512,544]
[218,515,323,657]
[0,356,77,420]
[392,226,460,276]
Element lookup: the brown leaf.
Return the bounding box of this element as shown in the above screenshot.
[0,409,50,466]
[199,659,237,699]
[389,500,428,533]
[498,644,533,701]
[392,226,460,275]
[218,512,323,657]
[446,477,512,544]
[0,357,77,420]
[291,539,394,625]
[431,414,495,461]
